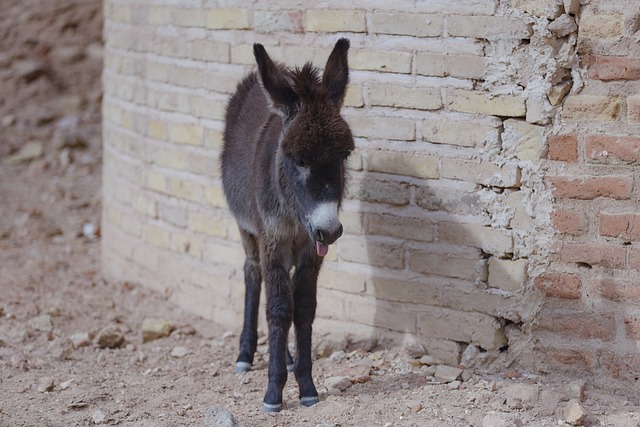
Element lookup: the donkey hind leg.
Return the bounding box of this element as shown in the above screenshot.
[262,263,294,413]
[292,251,322,407]
[236,230,262,373]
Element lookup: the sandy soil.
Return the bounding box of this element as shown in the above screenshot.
[1,1,640,426]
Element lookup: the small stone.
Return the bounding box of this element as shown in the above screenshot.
[548,14,577,37]
[405,400,423,413]
[95,326,125,349]
[37,377,55,393]
[335,365,371,383]
[204,405,237,427]
[171,346,190,358]
[142,318,172,343]
[564,399,588,426]
[53,128,88,150]
[404,340,427,358]
[15,60,45,83]
[329,350,346,361]
[70,332,91,348]
[349,336,378,352]
[30,314,53,332]
[548,81,572,106]
[561,380,586,402]
[1,115,16,127]
[482,412,508,427]
[60,379,74,390]
[324,376,352,393]
[6,142,44,165]
[314,337,347,358]
[448,380,461,390]
[434,365,463,383]
[92,410,107,424]
[419,355,438,366]
[52,46,86,64]
[83,223,98,241]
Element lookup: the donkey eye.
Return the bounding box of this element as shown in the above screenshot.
[294,156,307,168]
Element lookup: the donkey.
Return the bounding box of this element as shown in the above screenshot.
[221,39,354,412]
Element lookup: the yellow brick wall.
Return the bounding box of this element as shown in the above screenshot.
[102,0,637,376]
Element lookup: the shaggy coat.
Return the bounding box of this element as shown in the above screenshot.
[221,39,354,412]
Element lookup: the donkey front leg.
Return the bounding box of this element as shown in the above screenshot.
[292,250,321,407]
[236,230,262,373]
[262,262,294,412]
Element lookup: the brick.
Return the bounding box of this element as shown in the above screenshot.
[629,247,640,269]
[601,352,640,380]
[147,118,167,140]
[546,176,633,200]
[148,7,171,25]
[190,40,230,63]
[551,210,586,236]
[318,268,365,294]
[145,224,171,249]
[537,309,615,341]
[350,49,413,74]
[368,276,440,305]
[624,316,640,340]
[502,119,546,163]
[600,212,640,240]
[534,272,581,299]
[372,12,443,37]
[206,8,250,29]
[204,185,228,208]
[488,258,527,292]
[188,211,227,237]
[368,84,442,110]
[417,308,507,350]
[254,10,303,33]
[594,278,640,305]
[144,170,166,192]
[554,241,626,269]
[344,296,416,333]
[367,151,438,179]
[441,158,521,188]
[172,8,205,27]
[512,0,562,18]
[628,95,640,122]
[166,177,205,202]
[541,347,595,371]
[158,203,187,228]
[422,120,498,147]
[305,10,366,33]
[346,177,410,205]
[439,222,513,256]
[204,129,224,149]
[416,54,487,79]
[338,236,404,269]
[409,250,484,281]
[562,95,621,121]
[547,134,578,162]
[440,287,516,318]
[346,150,363,171]
[344,85,364,108]
[347,115,415,141]
[415,185,480,216]
[580,14,624,39]
[133,194,157,218]
[167,123,204,145]
[448,89,526,117]
[586,56,640,81]
[367,213,436,242]
[448,15,533,39]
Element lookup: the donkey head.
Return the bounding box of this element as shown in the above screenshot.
[254,39,354,256]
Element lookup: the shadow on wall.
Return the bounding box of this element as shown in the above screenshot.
[322,139,537,368]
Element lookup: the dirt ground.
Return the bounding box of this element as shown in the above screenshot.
[1,1,640,426]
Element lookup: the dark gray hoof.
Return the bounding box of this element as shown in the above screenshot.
[263,402,282,413]
[235,361,251,373]
[299,396,319,407]
[286,363,295,373]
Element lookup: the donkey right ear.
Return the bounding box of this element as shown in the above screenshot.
[253,44,298,117]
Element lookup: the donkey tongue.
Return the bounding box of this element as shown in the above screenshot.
[316,241,329,257]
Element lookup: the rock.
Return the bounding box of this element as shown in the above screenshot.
[404,340,427,358]
[141,318,172,343]
[60,379,74,390]
[335,364,371,383]
[37,377,55,392]
[1,115,16,127]
[171,346,190,358]
[329,350,346,361]
[560,380,586,402]
[92,410,107,425]
[30,314,53,332]
[434,365,463,383]
[548,81,572,106]
[15,60,45,83]
[204,405,237,427]
[52,128,88,150]
[6,142,44,165]
[52,46,85,64]
[548,14,577,37]
[405,400,423,413]
[482,413,508,427]
[324,376,352,393]
[83,223,99,241]
[49,338,74,360]
[418,355,438,366]
[70,332,91,348]
[564,399,587,426]
[314,337,347,358]
[502,383,540,410]
[94,326,125,349]
[349,336,377,352]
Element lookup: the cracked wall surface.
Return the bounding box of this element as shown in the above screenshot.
[101,0,640,381]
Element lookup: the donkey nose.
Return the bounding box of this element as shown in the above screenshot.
[314,223,343,245]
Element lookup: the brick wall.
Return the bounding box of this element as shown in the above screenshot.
[101,0,640,379]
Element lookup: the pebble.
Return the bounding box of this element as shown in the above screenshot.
[141,318,172,343]
[335,365,371,384]
[60,379,74,390]
[434,365,463,383]
[564,399,588,426]
[70,332,91,348]
[29,314,53,332]
[405,400,423,413]
[204,405,237,427]
[37,377,55,393]
[548,14,577,37]
[418,355,438,366]
[92,410,107,424]
[94,326,125,349]
[315,337,347,358]
[324,376,352,393]
[6,141,44,164]
[171,346,190,358]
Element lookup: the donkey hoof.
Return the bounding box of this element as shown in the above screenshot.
[299,396,319,407]
[263,402,283,413]
[235,361,252,373]
[286,363,295,373]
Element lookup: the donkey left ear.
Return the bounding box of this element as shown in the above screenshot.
[322,38,350,108]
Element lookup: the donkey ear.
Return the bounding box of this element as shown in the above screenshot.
[322,38,350,107]
[253,43,298,116]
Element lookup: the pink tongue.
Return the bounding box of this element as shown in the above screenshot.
[316,241,329,257]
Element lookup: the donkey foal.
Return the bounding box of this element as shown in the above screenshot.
[221,39,354,412]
